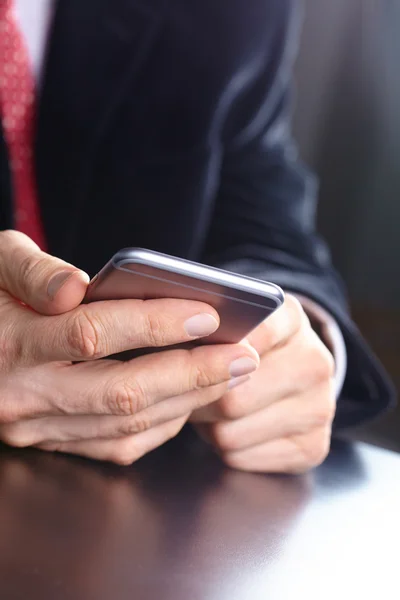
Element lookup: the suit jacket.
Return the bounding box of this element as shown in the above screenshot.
[0,0,396,428]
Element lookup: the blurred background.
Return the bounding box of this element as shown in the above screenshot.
[293,0,400,449]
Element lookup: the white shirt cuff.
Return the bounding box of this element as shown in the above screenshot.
[294,294,347,399]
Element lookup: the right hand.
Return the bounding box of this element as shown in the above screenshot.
[0,231,259,465]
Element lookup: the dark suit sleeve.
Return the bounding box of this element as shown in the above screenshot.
[201,0,396,429]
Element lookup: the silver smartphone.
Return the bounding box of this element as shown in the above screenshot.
[84,248,285,345]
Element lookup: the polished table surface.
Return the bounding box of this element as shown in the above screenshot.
[1,430,399,600]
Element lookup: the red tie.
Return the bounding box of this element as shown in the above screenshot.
[0,0,47,249]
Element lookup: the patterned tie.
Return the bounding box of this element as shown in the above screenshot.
[0,0,47,249]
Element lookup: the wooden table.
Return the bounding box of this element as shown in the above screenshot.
[0,429,399,600]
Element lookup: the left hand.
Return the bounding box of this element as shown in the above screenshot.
[190,295,336,474]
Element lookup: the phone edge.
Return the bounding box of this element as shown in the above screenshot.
[113,248,285,306]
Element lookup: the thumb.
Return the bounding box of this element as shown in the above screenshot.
[0,230,89,315]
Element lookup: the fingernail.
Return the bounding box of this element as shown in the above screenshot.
[184,313,219,338]
[229,357,258,378]
[228,375,251,390]
[47,270,89,299]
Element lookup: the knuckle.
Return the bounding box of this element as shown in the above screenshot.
[212,423,239,452]
[312,397,336,428]
[111,453,135,466]
[298,431,331,471]
[0,230,23,258]
[308,440,330,469]
[260,318,283,351]
[109,440,138,466]
[66,309,106,360]
[0,229,18,245]
[190,361,216,390]
[144,310,168,347]
[218,393,246,420]
[286,294,305,323]
[306,343,335,385]
[107,378,147,416]
[119,412,152,436]
[221,451,246,471]
[261,294,304,351]
[315,348,335,383]
[0,424,31,448]
[165,418,185,441]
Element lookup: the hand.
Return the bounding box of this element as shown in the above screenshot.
[191,295,336,474]
[0,231,259,465]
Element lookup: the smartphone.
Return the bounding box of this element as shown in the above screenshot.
[84,248,285,345]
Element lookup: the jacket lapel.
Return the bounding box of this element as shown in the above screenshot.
[35,0,164,258]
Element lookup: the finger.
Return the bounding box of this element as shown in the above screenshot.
[62,342,259,416]
[2,295,220,367]
[8,295,224,366]
[0,230,89,315]
[0,342,259,421]
[0,382,229,447]
[199,379,336,453]
[37,416,189,465]
[221,427,332,474]
[191,329,334,422]
[247,294,306,356]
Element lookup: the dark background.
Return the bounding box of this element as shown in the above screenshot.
[293,0,400,449]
